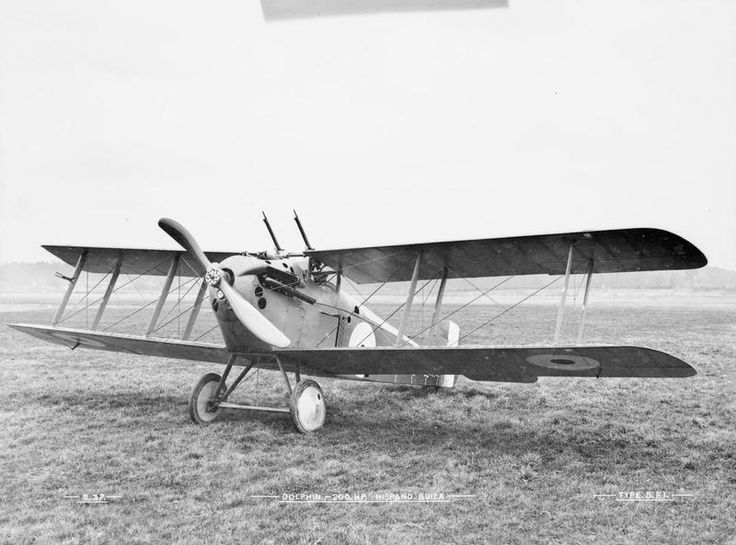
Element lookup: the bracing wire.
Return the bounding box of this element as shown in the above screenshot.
[355,269,441,347]
[192,323,220,343]
[407,275,514,343]
[102,277,197,332]
[457,275,563,342]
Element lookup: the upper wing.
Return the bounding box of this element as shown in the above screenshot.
[306,228,707,283]
[275,345,696,381]
[43,245,240,277]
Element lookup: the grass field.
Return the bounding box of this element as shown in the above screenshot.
[1,297,735,544]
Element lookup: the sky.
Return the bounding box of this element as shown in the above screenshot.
[1,0,735,269]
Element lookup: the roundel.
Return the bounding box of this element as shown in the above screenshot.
[525,353,600,371]
[348,322,376,348]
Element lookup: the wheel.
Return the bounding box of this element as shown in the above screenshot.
[289,379,326,433]
[189,372,224,425]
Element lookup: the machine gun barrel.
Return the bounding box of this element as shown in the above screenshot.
[265,277,316,305]
[261,211,283,252]
[293,210,314,250]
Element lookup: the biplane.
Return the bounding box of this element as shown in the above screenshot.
[9,213,707,433]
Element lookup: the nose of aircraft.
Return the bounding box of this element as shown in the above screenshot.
[158,218,291,348]
[216,255,269,282]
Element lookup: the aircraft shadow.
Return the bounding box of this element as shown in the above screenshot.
[33,389,679,467]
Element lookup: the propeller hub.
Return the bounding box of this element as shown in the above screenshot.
[204,268,222,288]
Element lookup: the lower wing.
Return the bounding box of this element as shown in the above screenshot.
[274,345,695,381]
[9,323,695,382]
[9,323,231,364]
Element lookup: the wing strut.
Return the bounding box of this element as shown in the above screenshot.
[92,260,121,330]
[146,255,179,336]
[428,267,448,344]
[182,281,208,341]
[577,260,595,342]
[395,251,423,346]
[53,250,87,325]
[553,243,574,344]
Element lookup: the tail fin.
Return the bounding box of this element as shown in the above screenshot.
[437,321,459,387]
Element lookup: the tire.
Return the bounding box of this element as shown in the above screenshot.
[289,379,326,433]
[189,372,224,425]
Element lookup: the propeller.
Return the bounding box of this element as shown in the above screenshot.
[158,218,291,348]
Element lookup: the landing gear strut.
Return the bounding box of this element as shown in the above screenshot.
[188,355,326,433]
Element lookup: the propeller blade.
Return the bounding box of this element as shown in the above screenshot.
[158,217,211,273]
[158,217,291,348]
[219,281,291,348]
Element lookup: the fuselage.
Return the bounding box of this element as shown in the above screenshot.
[209,253,413,354]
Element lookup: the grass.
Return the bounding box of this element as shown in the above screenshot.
[0,297,735,544]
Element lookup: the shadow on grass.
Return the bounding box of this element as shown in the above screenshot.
[29,383,688,471]
[35,391,184,411]
[325,408,687,472]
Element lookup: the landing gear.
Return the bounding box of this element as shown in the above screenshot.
[189,372,224,424]
[188,355,326,433]
[289,379,326,433]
